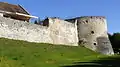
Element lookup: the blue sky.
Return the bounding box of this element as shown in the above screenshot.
[0,0,120,34]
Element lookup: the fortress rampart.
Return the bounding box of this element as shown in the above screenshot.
[0,16,114,55]
[76,16,114,55]
[0,16,78,46]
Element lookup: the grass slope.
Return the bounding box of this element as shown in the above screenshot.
[0,38,118,67]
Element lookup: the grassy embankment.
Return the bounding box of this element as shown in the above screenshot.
[0,38,119,67]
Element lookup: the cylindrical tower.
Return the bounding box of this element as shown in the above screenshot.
[77,16,114,55]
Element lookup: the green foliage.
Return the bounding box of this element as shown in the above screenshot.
[34,18,43,25]
[108,32,120,53]
[34,20,38,24]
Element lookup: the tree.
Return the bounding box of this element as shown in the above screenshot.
[112,33,120,48]
[34,20,38,24]
[108,32,120,53]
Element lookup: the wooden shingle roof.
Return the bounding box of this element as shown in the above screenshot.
[0,2,29,15]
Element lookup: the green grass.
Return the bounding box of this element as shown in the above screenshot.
[0,38,119,67]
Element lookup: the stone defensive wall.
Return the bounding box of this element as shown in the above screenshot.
[0,16,114,55]
[76,16,114,55]
[0,16,78,46]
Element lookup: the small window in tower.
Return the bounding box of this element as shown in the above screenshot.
[86,20,88,23]
[91,31,94,34]
[93,43,97,46]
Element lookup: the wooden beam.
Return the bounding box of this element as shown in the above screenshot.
[15,13,38,18]
[0,10,38,18]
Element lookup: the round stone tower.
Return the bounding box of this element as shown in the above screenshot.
[77,16,114,55]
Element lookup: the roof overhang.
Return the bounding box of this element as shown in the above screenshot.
[0,10,38,18]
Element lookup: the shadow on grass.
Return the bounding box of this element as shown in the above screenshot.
[62,56,120,67]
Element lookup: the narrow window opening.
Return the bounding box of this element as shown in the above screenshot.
[94,43,97,45]
[91,31,94,34]
[86,20,88,23]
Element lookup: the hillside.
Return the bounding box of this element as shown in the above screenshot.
[0,38,119,67]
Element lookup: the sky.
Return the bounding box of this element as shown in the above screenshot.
[0,0,120,34]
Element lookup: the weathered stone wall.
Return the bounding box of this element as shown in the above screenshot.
[48,18,78,46]
[77,16,114,55]
[0,16,51,43]
[0,16,78,46]
[0,16,114,55]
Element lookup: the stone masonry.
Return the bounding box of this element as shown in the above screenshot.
[0,16,78,46]
[75,16,114,55]
[0,16,114,55]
